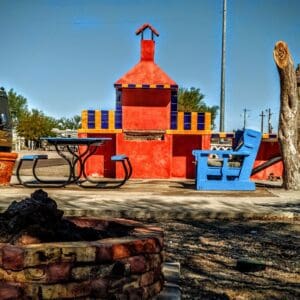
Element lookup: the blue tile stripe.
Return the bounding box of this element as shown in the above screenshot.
[170,90,178,129]
[170,112,177,129]
[115,90,122,129]
[171,90,177,112]
[197,113,205,130]
[87,110,95,129]
[114,84,178,89]
[115,111,122,129]
[101,110,109,129]
[184,112,191,130]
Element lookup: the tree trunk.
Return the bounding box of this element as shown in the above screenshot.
[296,64,300,150]
[273,41,300,190]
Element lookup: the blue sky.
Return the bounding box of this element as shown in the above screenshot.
[0,0,299,132]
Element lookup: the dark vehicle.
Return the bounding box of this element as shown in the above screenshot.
[0,87,12,152]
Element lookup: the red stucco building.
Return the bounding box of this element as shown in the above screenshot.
[78,24,211,179]
[78,24,284,182]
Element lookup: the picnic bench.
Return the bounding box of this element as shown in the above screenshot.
[16,137,132,188]
[192,129,262,191]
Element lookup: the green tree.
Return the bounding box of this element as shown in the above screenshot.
[7,89,29,127]
[55,115,81,130]
[17,109,57,147]
[178,87,219,129]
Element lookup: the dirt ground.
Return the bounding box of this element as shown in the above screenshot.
[150,218,300,300]
[12,150,300,299]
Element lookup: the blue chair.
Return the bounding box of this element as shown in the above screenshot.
[192,129,262,191]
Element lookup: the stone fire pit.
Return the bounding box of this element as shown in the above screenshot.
[0,191,164,299]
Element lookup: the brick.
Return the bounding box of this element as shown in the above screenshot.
[126,287,145,300]
[110,276,132,290]
[147,280,163,298]
[0,218,164,298]
[111,294,128,300]
[47,262,71,282]
[133,229,164,248]
[90,278,109,298]
[19,243,97,267]
[23,245,61,266]
[61,243,97,263]
[145,253,162,270]
[2,246,24,270]
[122,279,140,290]
[109,275,140,294]
[141,287,150,300]
[140,270,154,287]
[24,267,46,281]
[130,238,161,255]
[112,244,131,260]
[25,280,92,299]
[0,283,22,300]
[71,264,112,281]
[143,238,161,254]
[121,255,146,274]
[96,244,113,262]
[66,216,106,229]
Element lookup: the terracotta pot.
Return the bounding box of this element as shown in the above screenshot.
[0,152,18,185]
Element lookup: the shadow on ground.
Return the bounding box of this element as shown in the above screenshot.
[1,188,299,299]
[257,201,300,214]
[151,218,300,300]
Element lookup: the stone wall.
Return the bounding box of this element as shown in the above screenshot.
[0,217,164,299]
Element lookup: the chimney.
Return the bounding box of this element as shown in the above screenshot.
[141,40,155,61]
[136,24,159,62]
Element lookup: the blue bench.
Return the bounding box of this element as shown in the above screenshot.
[192,129,262,191]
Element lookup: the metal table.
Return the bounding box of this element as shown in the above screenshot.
[17,137,112,187]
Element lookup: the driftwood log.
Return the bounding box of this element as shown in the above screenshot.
[273,41,300,190]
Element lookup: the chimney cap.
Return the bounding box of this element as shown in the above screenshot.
[136,23,159,39]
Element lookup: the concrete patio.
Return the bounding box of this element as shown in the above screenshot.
[2,177,299,221]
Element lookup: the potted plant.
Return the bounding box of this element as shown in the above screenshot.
[0,87,18,185]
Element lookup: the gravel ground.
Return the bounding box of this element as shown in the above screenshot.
[149,218,300,300]
[12,150,300,299]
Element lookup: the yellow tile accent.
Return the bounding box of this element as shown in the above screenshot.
[163,84,170,88]
[263,133,269,139]
[150,84,156,88]
[177,112,184,131]
[109,110,115,130]
[135,84,142,88]
[219,132,226,138]
[191,112,198,131]
[95,110,101,129]
[78,129,122,134]
[166,130,211,135]
[81,110,88,129]
[205,112,211,131]
[122,84,128,88]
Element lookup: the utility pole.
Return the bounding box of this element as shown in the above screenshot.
[219,0,226,132]
[243,108,250,129]
[259,110,266,133]
[265,108,273,133]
